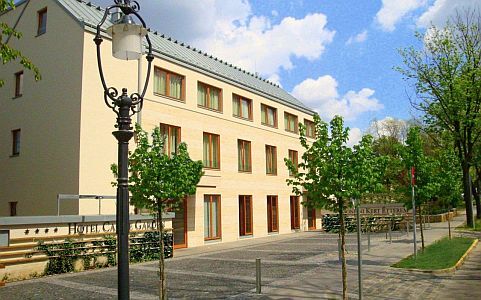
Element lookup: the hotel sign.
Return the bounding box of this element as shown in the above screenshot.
[68,219,157,235]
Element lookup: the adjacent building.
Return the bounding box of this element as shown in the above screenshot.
[0,0,321,248]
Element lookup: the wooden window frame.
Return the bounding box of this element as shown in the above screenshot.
[238,139,252,173]
[9,201,17,216]
[153,67,186,101]
[37,8,47,36]
[203,132,220,169]
[304,119,316,138]
[159,123,181,156]
[232,94,253,120]
[284,112,299,134]
[265,145,277,175]
[239,195,253,236]
[261,104,278,128]
[14,71,23,98]
[198,81,223,112]
[204,195,222,240]
[290,196,300,230]
[11,129,21,156]
[288,149,298,177]
[267,195,279,233]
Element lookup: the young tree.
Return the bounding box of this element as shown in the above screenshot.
[397,11,481,227]
[113,125,203,300]
[1,0,40,86]
[286,114,384,300]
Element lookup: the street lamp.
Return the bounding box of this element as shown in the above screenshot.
[351,198,362,300]
[94,1,153,299]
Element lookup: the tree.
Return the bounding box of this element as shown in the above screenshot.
[112,125,203,300]
[285,114,384,300]
[1,0,40,87]
[397,11,481,227]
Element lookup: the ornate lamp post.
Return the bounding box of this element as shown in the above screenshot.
[94,1,153,299]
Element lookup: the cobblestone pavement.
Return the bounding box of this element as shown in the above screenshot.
[0,214,479,299]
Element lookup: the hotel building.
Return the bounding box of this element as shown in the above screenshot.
[0,0,321,248]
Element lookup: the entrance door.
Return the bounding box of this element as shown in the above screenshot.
[173,198,187,249]
[308,208,316,230]
[290,196,300,230]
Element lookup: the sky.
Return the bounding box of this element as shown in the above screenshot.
[94,0,480,144]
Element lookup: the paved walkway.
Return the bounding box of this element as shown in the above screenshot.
[0,213,479,299]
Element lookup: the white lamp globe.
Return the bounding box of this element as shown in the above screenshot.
[107,15,147,60]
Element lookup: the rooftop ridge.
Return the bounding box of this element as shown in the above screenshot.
[57,0,309,112]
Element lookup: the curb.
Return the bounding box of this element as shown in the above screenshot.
[397,238,478,274]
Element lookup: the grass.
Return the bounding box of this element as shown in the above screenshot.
[392,237,475,270]
[456,218,481,232]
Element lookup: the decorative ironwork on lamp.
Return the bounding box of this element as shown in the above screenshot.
[93,1,154,299]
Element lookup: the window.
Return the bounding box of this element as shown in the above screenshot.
[239,195,253,236]
[11,129,21,156]
[9,202,17,216]
[37,8,47,35]
[198,82,222,111]
[290,196,300,230]
[238,139,252,172]
[261,104,277,127]
[154,67,185,100]
[267,196,278,233]
[14,71,23,97]
[204,195,221,240]
[159,123,181,156]
[284,112,298,133]
[203,132,220,169]
[265,145,277,175]
[288,150,298,177]
[233,94,252,120]
[305,119,315,138]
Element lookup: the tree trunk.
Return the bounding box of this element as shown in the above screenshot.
[157,203,166,300]
[339,198,348,300]
[462,162,475,227]
[474,168,481,219]
[419,205,425,251]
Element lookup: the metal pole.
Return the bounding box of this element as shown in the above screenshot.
[406,217,409,236]
[338,236,342,263]
[412,184,417,259]
[356,201,362,300]
[256,258,261,294]
[113,89,134,300]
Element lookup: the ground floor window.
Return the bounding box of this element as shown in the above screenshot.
[267,196,278,233]
[239,195,253,236]
[290,196,300,230]
[204,195,221,240]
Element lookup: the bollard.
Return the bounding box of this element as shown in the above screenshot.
[256,258,261,294]
[388,222,392,244]
[367,227,371,252]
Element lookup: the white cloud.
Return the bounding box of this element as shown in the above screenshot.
[97,0,335,83]
[291,75,384,121]
[375,0,426,32]
[417,0,481,28]
[347,127,363,147]
[346,30,368,45]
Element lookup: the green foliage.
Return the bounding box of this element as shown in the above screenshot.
[116,124,203,213]
[322,214,405,233]
[36,232,174,275]
[392,237,475,269]
[285,114,385,211]
[397,11,481,227]
[0,0,41,87]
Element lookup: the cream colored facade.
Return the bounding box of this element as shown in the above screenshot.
[0,0,322,248]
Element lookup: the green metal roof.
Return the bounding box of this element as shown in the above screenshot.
[55,0,314,114]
